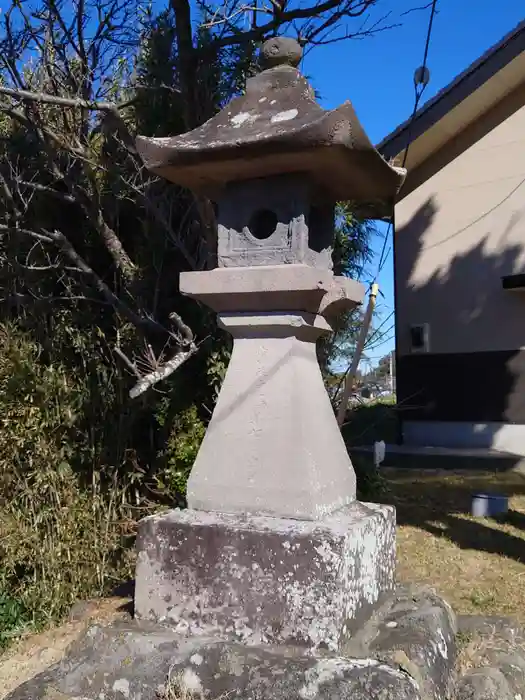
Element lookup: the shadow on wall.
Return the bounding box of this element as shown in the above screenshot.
[395,194,525,450]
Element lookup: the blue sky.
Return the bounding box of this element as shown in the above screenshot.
[302,0,524,366]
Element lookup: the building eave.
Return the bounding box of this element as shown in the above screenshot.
[376,19,525,200]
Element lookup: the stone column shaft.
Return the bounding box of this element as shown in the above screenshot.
[187,311,356,520]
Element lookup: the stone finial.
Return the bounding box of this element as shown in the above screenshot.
[260,36,303,69]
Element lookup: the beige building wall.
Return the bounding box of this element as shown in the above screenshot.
[395,83,525,357]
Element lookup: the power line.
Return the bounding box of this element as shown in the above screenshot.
[421,173,525,251]
[363,310,395,348]
[373,0,439,281]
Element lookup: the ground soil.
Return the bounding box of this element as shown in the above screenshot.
[0,597,132,699]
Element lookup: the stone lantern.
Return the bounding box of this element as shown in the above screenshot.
[135,37,405,651]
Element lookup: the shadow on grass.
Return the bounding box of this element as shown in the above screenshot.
[382,469,525,565]
[421,513,525,564]
[503,508,525,531]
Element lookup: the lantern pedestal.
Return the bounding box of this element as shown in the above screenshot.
[134,502,395,650]
[179,264,365,520]
[134,264,396,651]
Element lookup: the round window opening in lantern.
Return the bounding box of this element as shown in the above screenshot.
[249,209,278,240]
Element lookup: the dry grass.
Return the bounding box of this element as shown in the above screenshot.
[385,468,525,621]
[157,668,232,700]
[157,670,203,700]
[455,630,498,677]
[455,624,525,676]
[0,596,131,700]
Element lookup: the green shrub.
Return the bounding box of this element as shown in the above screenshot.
[351,453,389,501]
[155,404,206,503]
[341,400,399,446]
[0,324,137,632]
[341,401,396,500]
[0,321,214,645]
[0,590,32,650]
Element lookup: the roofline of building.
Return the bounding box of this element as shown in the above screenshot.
[377,19,525,162]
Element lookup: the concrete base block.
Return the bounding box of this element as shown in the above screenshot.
[135,501,395,650]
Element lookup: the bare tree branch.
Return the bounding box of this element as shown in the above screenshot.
[401,2,433,16]
[0,224,55,244]
[114,345,142,378]
[202,4,271,28]
[201,0,378,48]
[16,180,77,204]
[129,344,197,398]
[0,0,412,398]
[169,311,194,345]
[2,223,156,335]
[0,85,134,114]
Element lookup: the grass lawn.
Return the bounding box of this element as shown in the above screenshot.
[341,400,525,621]
[384,468,525,621]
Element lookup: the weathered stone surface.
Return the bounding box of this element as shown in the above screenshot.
[455,613,525,699]
[369,585,457,700]
[135,502,396,650]
[7,622,422,700]
[180,264,365,318]
[7,584,460,700]
[181,308,364,520]
[455,667,514,700]
[344,584,457,700]
[179,264,364,316]
[135,38,405,215]
[261,36,303,68]
[216,174,334,269]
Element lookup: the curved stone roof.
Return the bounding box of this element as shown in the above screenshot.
[137,37,405,216]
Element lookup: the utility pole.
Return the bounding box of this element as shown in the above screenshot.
[389,350,394,395]
[337,283,379,426]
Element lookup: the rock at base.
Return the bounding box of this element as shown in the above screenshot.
[455,667,512,700]
[7,624,421,700]
[455,614,525,700]
[135,501,395,650]
[345,585,457,700]
[6,584,458,700]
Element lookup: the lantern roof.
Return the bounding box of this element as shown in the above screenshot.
[136,37,405,216]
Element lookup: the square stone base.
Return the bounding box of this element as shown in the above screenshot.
[135,501,395,651]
